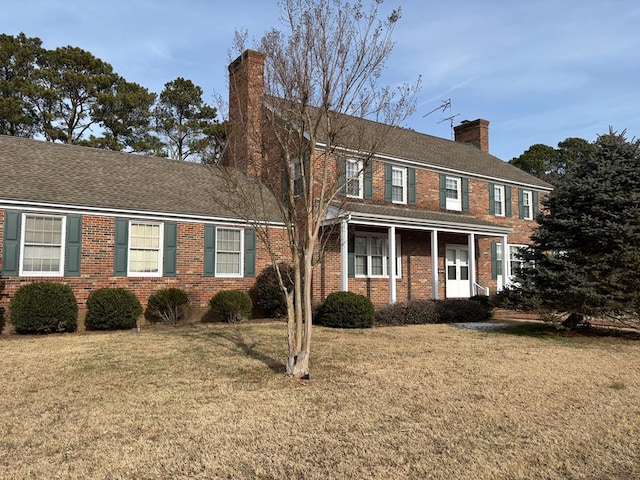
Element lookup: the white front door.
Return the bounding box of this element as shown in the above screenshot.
[446,245,471,298]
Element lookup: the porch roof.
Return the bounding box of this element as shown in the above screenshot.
[328,202,512,235]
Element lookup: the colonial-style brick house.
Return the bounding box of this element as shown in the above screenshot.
[0,49,551,327]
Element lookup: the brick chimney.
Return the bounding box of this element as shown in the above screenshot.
[224,49,265,174]
[454,119,490,153]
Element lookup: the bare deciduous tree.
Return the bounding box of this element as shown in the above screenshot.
[220,0,420,377]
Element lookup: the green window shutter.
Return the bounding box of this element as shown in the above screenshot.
[348,235,355,278]
[439,174,446,209]
[491,242,498,280]
[114,218,129,276]
[2,211,21,276]
[505,187,512,217]
[338,158,346,197]
[163,222,177,277]
[364,163,373,200]
[204,225,216,277]
[64,215,82,277]
[408,167,416,205]
[488,183,496,215]
[462,177,470,212]
[533,191,540,217]
[384,163,393,202]
[518,188,525,219]
[244,227,256,278]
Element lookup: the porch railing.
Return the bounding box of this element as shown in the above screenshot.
[474,283,490,296]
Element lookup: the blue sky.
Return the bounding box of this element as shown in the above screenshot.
[4,0,639,161]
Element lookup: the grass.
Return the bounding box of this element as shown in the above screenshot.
[1,320,639,479]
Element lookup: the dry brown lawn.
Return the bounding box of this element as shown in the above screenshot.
[1,320,639,480]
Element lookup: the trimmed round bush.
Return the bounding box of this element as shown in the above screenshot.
[375,299,438,326]
[144,288,190,324]
[10,282,78,334]
[209,290,252,322]
[250,263,294,317]
[85,287,142,331]
[316,291,374,328]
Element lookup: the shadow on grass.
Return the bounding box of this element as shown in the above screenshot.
[491,321,640,342]
[199,329,286,373]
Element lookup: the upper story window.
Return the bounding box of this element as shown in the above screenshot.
[346,159,363,198]
[216,227,243,277]
[522,190,533,220]
[494,185,505,216]
[20,214,66,276]
[392,166,407,204]
[291,157,303,197]
[128,222,163,276]
[445,176,462,211]
[354,234,401,278]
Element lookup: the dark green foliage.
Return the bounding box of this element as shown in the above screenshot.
[512,130,640,324]
[375,297,490,326]
[85,288,142,331]
[10,282,78,334]
[250,263,294,317]
[209,290,253,322]
[435,297,493,324]
[316,292,374,329]
[144,288,190,324]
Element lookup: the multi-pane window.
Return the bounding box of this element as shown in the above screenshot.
[292,158,303,196]
[354,234,401,278]
[522,190,533,219]
[129,222,162,275]
[346,159,363,198]
[392,166,407,203]
[216,228,242,276]
[21,214,65,275]
[497,244,530,282]
[494,185,505,216]
[445,176,461,211]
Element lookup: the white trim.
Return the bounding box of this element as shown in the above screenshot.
[522,190,533,220]
[214,227,244,278]
[445,176,462,211]
[314,141,553,191]
[388,226,397,304]
[494,185,505,217]
[346,214,512,236]
[353,232,401,279]
[0,199,287,228]
[340,219,349,291]
[19,213,66,277]
[391,165,407,204]
[345,158,364,199]
[127,221,164,278]
[431,229,439,300]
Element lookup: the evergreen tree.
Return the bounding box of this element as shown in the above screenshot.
[511,130,640,327]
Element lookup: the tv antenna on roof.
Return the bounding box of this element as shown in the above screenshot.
[423,99,459,139]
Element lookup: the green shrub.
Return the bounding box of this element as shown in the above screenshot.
[209,290,252,322]
[144,288,190,324]
[10,282,78,334]
[375,299,438,326]
[250,263,294,317]
[85,288,142,330]
[435,296,493,323]
[316,291,374,329]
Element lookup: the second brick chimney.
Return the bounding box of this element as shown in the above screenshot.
[453,119,490,153]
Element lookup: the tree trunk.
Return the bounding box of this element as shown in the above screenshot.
[562,312,584,329]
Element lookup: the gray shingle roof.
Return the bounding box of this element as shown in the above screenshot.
[0,134,283,223]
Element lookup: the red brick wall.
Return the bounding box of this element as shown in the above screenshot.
[0,211,290,326]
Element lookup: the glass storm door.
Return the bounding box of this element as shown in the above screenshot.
[445,246,470,298]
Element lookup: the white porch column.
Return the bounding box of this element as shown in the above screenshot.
[468,233,476,297]
[388,226,397,304]
[501,234,509,290]
[431,229,439,300]
[340,219,349,291]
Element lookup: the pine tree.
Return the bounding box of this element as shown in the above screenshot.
[512,130,640,327]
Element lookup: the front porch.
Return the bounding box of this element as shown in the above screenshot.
[320,202,513,305]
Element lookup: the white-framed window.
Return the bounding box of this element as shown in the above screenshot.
[392,166,407,204]
[20,214,66,276]
[494,185,505,216]
[522,190,533,220]
[216,227,243,277]
[497,243,531,285]
[354,234,401,278]
[445,176,462,211]
[291,157,303,197]
[346,159,363,198]
[128,221,163,277]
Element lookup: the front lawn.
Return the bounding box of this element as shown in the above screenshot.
[1,321,638,479]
